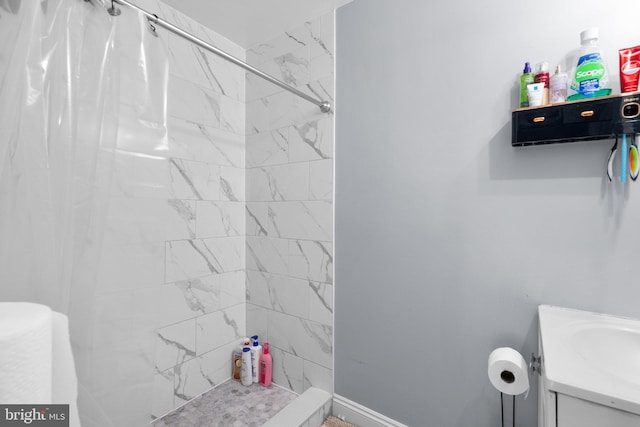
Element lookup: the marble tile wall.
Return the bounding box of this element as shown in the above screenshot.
[245,12,335,396]
[95,1,334,420]
[126,0,247,420]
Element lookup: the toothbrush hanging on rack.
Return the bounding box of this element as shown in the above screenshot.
[621,134,628,184]
[629,134,639,181]
[607,136,617,182]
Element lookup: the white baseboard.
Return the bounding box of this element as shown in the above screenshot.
[332,394,408,427]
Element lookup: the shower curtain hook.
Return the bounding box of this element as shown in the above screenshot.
[107,0,121,16]
[147,14,159,36]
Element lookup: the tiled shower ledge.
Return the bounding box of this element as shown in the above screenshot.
[152,379,332,427]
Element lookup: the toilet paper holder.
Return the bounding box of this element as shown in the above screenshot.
[529,353,541,376]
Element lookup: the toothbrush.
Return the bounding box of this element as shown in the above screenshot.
[607,137,617,182]
[621,134,628,184]
[630,134,639,181]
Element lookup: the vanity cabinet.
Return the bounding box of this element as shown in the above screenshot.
[556,394,640,427]
[537,305,640,427]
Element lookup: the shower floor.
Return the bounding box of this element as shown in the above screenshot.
[153,379,297,427]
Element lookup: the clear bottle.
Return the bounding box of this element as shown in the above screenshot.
[569,28,611,100]
[550,65,568,104]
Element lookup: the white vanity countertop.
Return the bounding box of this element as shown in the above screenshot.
[538,305,640,416]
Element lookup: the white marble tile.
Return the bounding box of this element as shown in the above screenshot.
[165,237,243,283]
[246,236,289,276]
[105,196,168,244]
[309,159,333,201]
[149,284,199,328]
[314,12,335,60]
[246,127,289,168]
[289,240,333,284]
[96,241,165,292]
[266,201,333,241]
[246,46,310,100]
[168,75,220,128]
[141,273,243,331]
[298,75,334,107]
[247,18,321,65]
[93,291,136,348]
[173,271,245,315]
[173,342,234,405]
[169,158,219,200]
[246,270,309,319]
[127,289,164,339]
[308,282,333,327]
[245,71,280,104]
[303,360,333,393]
[245,97,270,135]
[195,201,244,238]
[111,150,170,199]
[246,303,269,343]
[155,319,196,372]
[167,34,244,102]
[247,163,310,202]
[264,90,300,131]
[306,53,333,85]
[193,18,246,62]
[267,311,332,369]
[116,103,169,156]
[219,166,245,202]
[152,370,174,420]
[155,1,201,38]
[219,95,245,135]
[167,117,243,168]
[195,303,246,355]
[245,203,269,237]
[166,199,196,240]
[289,117,334,162]
[270,346,304,394]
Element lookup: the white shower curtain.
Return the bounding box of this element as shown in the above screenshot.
[0,1,168,425]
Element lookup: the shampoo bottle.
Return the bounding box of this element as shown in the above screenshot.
[568,28,611,100]
[250,335,262,383]
[241,347,253,386]
[259,342,273,387]
[519,62,535,107]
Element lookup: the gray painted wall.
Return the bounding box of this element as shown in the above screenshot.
[335,1,640,426]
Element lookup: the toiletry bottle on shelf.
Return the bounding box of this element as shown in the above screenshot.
[550,65,568,103]
[241,347,253,386]
[568,28,611,100]
[534,61,550,105]
[232,337,250,381]
[250,335,262,383]
[520,62,535,107]
[259,342,273,387]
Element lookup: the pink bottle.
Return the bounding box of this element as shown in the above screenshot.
[259,342,273,387]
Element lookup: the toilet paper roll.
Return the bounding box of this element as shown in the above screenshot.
[488,347,529,396]
[0,302,53,403]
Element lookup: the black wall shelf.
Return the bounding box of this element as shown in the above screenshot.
[512,92,640,147]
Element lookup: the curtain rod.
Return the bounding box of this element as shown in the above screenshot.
[109,0,332,113]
